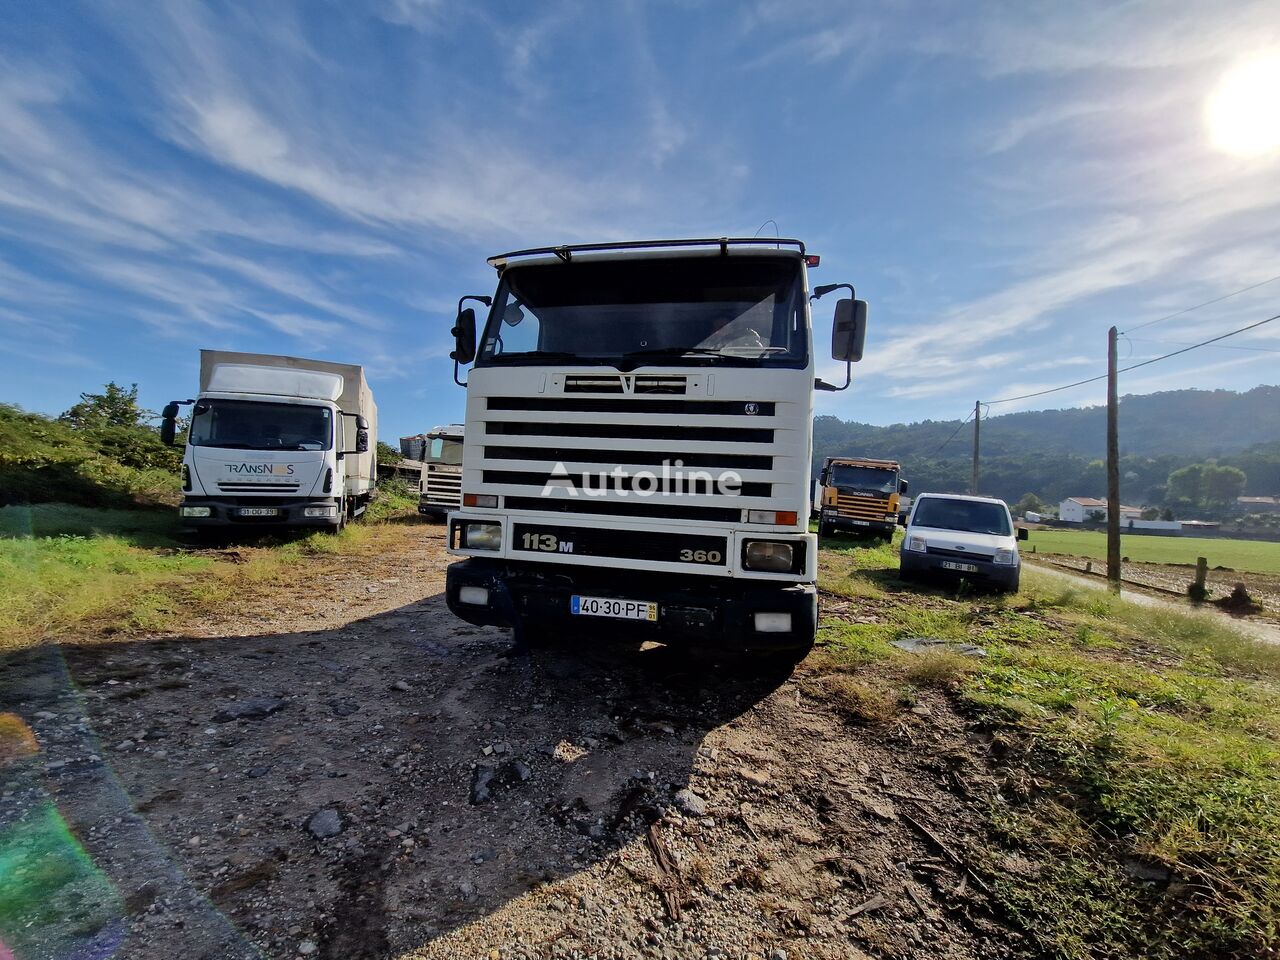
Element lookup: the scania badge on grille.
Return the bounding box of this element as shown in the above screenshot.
[744,402,759,416]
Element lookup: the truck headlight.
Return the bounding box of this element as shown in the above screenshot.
[180,506,212,518]
[464,522,502,551]
[744,541,794,572]
[993,547,1017,566]
[905,536,927,553]
[304,505,337,518]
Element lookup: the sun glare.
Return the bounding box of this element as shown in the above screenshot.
[1206,52,1280,158]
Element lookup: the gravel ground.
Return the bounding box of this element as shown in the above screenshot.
[3,523,1028,960]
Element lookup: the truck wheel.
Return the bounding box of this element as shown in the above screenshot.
[818,521,831,540]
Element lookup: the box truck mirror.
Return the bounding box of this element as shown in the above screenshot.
[832,298,867,363]
[356,429,370,454]
[355,415,370,431]
[160,417,176,446]
[451,307,477,365]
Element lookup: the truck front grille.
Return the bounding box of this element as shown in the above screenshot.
[512,522,727,566]
[836,494,891,520]
[478,393,786,522]
[218,483,302,493]
[423,468,462,506]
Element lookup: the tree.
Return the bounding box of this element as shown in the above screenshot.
[1012,493,1047,516]
[376,441,401,468]
[1140,506,1160,520]
[1167,463,1204,504]
[59,382,150,429]
[1203,464,1246,508]
[1161,507,1175,521]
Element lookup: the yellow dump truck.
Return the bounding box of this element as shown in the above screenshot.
[817,457,907,541]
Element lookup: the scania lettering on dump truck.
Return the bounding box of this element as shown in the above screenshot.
[442,238,867,654]
[418,423,465,519]
[160,350,377,531]
[817,457,907,541]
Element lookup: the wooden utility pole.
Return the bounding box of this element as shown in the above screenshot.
[971,400,981,496]
[1106,326,1121,592]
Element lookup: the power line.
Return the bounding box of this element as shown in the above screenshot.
[1115,311,1280,374]
[983,308,1280,406]
[1121,273,1280,334]
[1125,336,1280,354]
[925,408,975,458]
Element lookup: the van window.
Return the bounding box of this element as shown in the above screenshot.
[912,499,1011,536]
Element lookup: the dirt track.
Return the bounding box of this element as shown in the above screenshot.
[3,522,1026,960]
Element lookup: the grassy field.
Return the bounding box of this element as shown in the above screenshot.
[1027,528,1280,574]
[0,483,419,652]
[815,534,1280,958]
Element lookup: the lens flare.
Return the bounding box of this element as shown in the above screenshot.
[1205,52,1280,157]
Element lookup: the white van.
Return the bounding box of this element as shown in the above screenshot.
[899,493,1027,592]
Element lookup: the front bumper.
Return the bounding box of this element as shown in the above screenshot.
[900,550,1019,588]
[823,514,896,536]
[417,499,454,519]
[178,496,342,528]
[446,557,817,652]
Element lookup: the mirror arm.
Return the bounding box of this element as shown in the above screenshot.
[812,282,857,391]
[454,295,492,388]
[813,360,852,393]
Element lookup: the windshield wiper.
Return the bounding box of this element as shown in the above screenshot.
[621,347,732,359]
[493,350,583,361]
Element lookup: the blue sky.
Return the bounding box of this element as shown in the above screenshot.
[2,0,1279,442]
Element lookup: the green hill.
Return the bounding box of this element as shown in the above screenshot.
[815,385,1280,508]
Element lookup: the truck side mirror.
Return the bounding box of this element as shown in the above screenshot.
[1018,527,1029,541]
[355,415,370,431]
[160,401,180,446]
[451,307,477,365]
[898,478,909,494]
[832,298,867,363]
[356,430,370,454]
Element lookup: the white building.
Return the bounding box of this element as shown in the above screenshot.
[1059,498,1144,523]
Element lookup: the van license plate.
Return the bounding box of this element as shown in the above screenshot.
[941,560,977,572]
[571,595,658,621]
[238,507,279,517]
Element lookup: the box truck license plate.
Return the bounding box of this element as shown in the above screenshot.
[571,595,658,621]
[238,507,279,517]
[940,560,978,573]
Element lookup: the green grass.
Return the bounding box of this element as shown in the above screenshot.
[814,546,1280,958]
[0,492,420,651]
[1028,528,1280,574]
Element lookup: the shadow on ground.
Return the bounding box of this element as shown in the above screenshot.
[1,590,789,959]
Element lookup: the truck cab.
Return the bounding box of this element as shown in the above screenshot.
[441,237,867,654]
[817,457,907,541]
[417,423,465,520]
[161,352,377,532]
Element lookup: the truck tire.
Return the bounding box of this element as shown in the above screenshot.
[818,521,831,540]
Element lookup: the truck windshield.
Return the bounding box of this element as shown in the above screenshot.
[189,399,333,451]
[830,464,898,493]
[426,437,464,465]
[477,255,806,367]
[912,499,1012,536]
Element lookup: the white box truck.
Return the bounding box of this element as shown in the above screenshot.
[160,350,377,531]
[417,423,465,520]
[441,237,867,655]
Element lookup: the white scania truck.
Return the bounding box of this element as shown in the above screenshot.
[417,423,465,520]
[443,238,866,654]
[161,350,377,532]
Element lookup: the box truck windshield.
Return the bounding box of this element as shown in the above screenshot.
[189,399,333,451]
[479,256,806,366]
[427,436,464,465]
